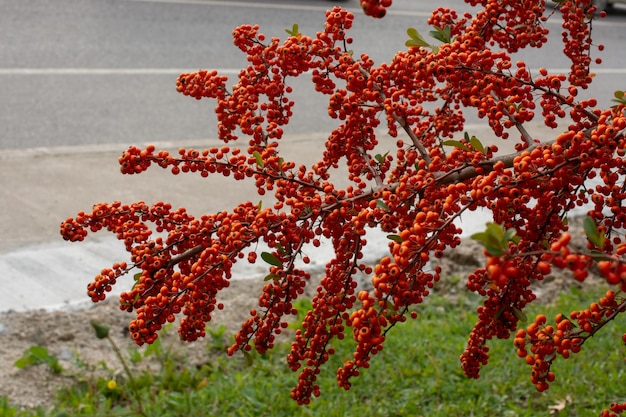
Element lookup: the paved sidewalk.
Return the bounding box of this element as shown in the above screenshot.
[0,123,558,312]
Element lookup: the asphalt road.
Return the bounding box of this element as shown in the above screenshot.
[1,0,625,150]
[0,0,439,149]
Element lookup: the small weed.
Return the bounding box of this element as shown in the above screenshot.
[14,346,63,374]
[89,320,147,416]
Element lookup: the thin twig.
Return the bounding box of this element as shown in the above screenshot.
[491,91,535,147]
[357,67,432,164]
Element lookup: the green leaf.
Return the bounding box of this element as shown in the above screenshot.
[583,216,597,241]
[285,23,299,37]
[429,25,452,44]
[15,346,62,374]
[469,231,491,244]
[485,222,506,239]
[14,357,31,369]
[376,199,389,210]
[502,227,519,244]
[375,151,389,164]
[242,350,254,367]
[469,136,486,154]
[261,251,282,267]
[612,90,626,105]
[27,346,49,359]
[253,151,264,169]
[442,140,471,152]
[387,234,403,243]
[484,245,504,257]
[406,39,430,48]
[14,346,49,369]
[583,216,605,248]
[406,27,419,39]
[264,273,279,281]
[471,231,504,256]
[494,306,506,321]
[512,307,528,323]
[429,29,445,43]
[405,27,430,48]
[49,360,63,374]
[276,244,287,256]
[130,272,142,290]
[471,223,518,256]
[90,321,110,339]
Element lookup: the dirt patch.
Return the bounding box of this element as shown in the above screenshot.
[0,218,601,410]
[0,277,266,410]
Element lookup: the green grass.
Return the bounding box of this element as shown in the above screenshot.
[3,286,625,417]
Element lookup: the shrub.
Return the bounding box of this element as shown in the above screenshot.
[61,1,626,413]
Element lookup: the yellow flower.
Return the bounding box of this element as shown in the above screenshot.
[106,380,117,390]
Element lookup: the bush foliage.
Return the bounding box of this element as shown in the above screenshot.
[61,0,626,414]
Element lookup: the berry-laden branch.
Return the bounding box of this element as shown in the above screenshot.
[61,0,626,412]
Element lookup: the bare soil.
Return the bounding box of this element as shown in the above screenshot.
[0,218,598,411]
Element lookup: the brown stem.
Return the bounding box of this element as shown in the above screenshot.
[491,91,535,147]
[357,67,432,164]
[357,145,384,187]
[165,244,204,269]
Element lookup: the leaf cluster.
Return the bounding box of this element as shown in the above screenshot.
[14,346,63,375]
[471,223,521,256]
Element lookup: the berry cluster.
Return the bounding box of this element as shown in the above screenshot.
[514,289,626,392]
[601,402,626,417]
[360,0,392,18]
[469,0,549,53]
[558,0,602,87]
[461,245,539,380]
[61,1,626,410]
